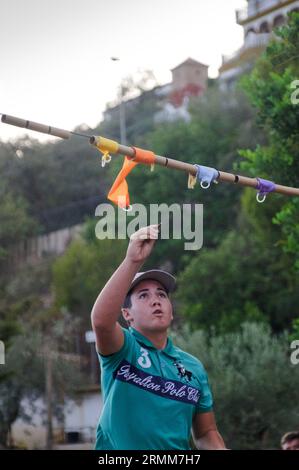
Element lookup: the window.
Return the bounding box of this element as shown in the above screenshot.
[259,21,270,33]
[273,15,285,28]
[245,28,255,36]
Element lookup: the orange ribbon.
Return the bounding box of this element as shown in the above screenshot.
[129,146,155,165]
[107,147,156,209]
[107,156,138,209]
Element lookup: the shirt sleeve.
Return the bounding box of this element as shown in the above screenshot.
[97,327,135,370]
[195,367,214,413]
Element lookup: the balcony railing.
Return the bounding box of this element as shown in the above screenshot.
[222,32,271,64]
[236,1,283,23]
[244,31,271,48]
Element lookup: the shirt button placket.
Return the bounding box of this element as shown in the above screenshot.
[157,351,166,377]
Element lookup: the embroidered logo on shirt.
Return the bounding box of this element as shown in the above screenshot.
[173,361,193,381]
[137,347,152,369]
[114,360,200,405]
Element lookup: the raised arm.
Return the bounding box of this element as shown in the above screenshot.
[91,224,159,355]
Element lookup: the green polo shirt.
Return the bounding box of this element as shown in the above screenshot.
[95,327,213,450]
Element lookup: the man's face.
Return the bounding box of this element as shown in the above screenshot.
[282,438,299,450]
[122,279,173,334]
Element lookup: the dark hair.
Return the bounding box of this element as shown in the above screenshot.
[123,291,132,309]
[281,431,299,446]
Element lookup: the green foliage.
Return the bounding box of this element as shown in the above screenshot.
[135,86,262,208]
[0,312,85,448]
[0,136,107,233]
[53,220,127,324]
[0,308,21,353]
[118,86,265,270]
[273,199,299,271]
[239,13,299,270]
[0,179,37,266]
[0,249,87,448]
[174,322,299,449]
[176,219,299,333]
[289,317,299,343]
[1,22,299,449]
[0,192,36,253]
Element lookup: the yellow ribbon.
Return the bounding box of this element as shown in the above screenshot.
[93,136,119,154]
[188,173,197,189]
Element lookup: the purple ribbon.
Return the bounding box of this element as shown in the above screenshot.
[256,178,276,200]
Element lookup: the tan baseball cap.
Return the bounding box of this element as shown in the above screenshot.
[128,269,176,294]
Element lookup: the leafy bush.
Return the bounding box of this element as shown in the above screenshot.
[174,322,299,449]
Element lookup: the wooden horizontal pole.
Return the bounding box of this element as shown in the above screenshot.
[1,113,298,197]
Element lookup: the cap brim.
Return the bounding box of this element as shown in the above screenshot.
[129,269,176,294]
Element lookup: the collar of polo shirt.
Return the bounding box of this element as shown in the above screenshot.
[129,327,179,360]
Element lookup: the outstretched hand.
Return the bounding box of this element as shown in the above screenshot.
[126,224,160,264]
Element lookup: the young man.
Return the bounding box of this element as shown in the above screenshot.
[281,431,299,450]
[91,224,226,450]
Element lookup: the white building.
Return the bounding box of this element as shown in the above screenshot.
[104,58,209,127]
[11,388,102,449]
[219,0,299,87]
[154,58,208,123]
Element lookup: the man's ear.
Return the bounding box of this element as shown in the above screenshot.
[121,307,133,325]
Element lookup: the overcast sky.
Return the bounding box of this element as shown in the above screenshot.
[0,0,247,142]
